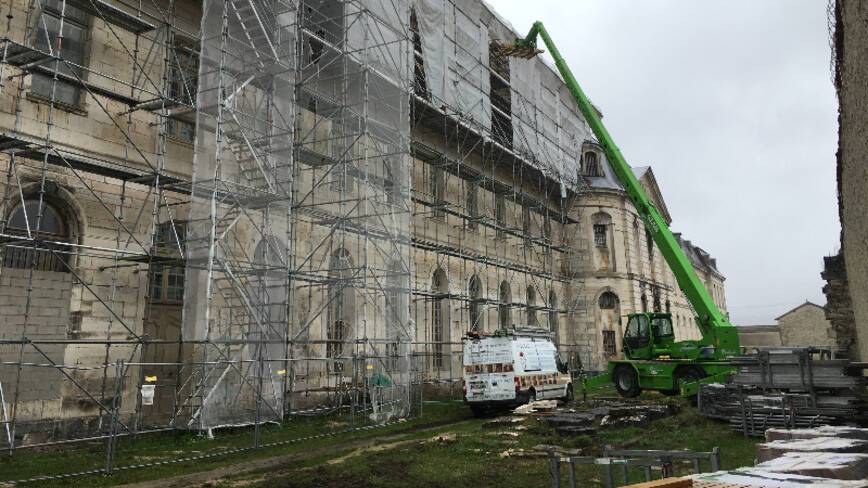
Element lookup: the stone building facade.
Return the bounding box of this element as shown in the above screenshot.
[0,0,727,435]
[776,301,836,349]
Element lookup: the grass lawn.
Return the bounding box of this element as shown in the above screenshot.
[0,388,759,487]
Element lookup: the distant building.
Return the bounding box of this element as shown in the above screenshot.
[776,301,836,349]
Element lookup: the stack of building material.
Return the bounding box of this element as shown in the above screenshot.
[756,437,868,463]
[690,469,868,487]
[765,425,868,442]
[698,349,865,436]
[754,452,868,480]
[730,352,859,390]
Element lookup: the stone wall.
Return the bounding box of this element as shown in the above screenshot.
[777,302,836,349]
[836,0,868,361]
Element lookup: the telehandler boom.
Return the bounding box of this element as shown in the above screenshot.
[509,22,740,397]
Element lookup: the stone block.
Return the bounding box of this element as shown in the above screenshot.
[756,452,868,480]
[757,437,868,463]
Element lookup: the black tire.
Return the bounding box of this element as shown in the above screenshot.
[469,404,487,417]
[527,388,537,404]
[613,365,641,398]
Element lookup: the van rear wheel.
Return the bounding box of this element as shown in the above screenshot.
[613,365,641,398]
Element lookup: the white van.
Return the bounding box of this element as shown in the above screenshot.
[462,328,573,414]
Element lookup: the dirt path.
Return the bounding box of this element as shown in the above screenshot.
[118,418,475,488]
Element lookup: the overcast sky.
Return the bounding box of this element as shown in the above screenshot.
[492,0,840,325]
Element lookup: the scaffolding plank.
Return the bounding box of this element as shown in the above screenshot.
[67,0,156,34]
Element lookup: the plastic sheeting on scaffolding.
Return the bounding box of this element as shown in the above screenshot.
[185,0,298,430]
[414,0,491,130]
[414,0,592,189]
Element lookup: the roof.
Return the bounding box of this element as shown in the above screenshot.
[673,233,723,278]
[774,301,826,321]
[736,325,781,333]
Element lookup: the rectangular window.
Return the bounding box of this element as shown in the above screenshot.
[168,36,199,106]
[166,266,185,301]
[602,330,617,356]
[31,0,89,107]
[167,117,195,143]
[149,221,186,303]
[154,221,186,251]
[593,224,607,247]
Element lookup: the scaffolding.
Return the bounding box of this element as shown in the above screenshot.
[0,0,597,481]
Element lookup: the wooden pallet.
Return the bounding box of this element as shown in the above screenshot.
[622,478,693,488]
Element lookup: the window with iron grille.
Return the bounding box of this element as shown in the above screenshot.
[593,224,607,247]
[4,199,71,272]
[602,330,617,356]
[149,221,186,302]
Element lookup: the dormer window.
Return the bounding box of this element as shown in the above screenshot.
[583,151,602,177]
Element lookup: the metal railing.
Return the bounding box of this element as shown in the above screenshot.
[547,447,721,488]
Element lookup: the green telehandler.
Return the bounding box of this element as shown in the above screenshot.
[505,22,741,397]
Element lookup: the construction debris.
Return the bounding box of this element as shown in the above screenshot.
[513,400,559,415]
[481,417,524,429]
[545,402,678,436]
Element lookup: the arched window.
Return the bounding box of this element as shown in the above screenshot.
[431,268,449,369]
[548,290,558,344]
[640,293,648,312]
[665,299,671,314]
[599,291,618,310]
[468,275,482,332]
[652,287,662,312]
[4,199,71,272]
[633,218,641,261]
[526,285,537,326]
[583,152,600,177]
[498,281,511,330]
[327,248,354,371]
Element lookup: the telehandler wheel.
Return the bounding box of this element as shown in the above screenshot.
[613,365,640,398]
